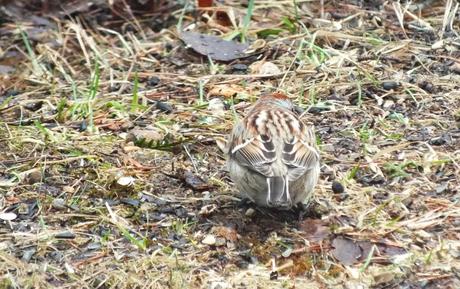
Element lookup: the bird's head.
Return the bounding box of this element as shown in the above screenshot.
[258,92,293,110]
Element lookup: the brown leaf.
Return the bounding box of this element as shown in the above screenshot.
[207,84,245,99]
[197,0,213,7]
[213,226,238,242]
[299,218,330,242]
[332,237,407,266]
[180,31,250,61]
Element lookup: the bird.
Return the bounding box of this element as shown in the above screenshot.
[226,92,320,209]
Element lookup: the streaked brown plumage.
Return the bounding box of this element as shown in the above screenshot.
[227,93,320,208]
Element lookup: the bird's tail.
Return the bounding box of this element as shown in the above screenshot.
[266,176,292,208]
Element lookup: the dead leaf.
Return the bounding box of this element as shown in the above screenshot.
[197,0,213,7]
[331,237,361,266]
[299,218,330,242]
[213,226,238,242]
[180,31,250,61]
[207,84,245,99]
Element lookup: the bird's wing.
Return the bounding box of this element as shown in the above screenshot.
[230,132,276,177]
[282,126,320,181]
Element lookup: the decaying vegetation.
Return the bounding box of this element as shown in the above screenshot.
[0,0,459,288]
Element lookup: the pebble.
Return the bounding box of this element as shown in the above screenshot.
[332,181,345,194]
[208,98,225,115]
[55,231,76,239]
[52,198,67,210]
[245,208,256,217]
[202,234,216,245]
[146,76,160,87]
[117,176,135,186]
[382,81,400,90]
[258,61,281,75]
[231,63,248,72]
[22,248,36,262]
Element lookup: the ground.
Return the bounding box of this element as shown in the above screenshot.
[0,0,459,288]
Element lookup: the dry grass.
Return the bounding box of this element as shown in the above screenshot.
[0,0,459,288]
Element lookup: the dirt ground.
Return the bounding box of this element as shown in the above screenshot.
[0,0,459,288]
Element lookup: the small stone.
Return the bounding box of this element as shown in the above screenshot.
[245,208,256,217]
[0,212,17,221]
[231,63,248,72]
[24,101,43,111]
[62,186,75,194]
[321,143,335,152]
[55,231,76,239]
[121,198,140,207]
[202,234,216,245]
[429,134,450,146]
[281,247,293,258]
[22,248,36,262]
[258,62,281,75]
[52,198,67,210]
[382,81,400,90]
[146,76,160,87]
[127,127,163,144]
[86,242,102,250]
[215,237,226,247]
[431,39,444,49]
[419,81,434,93]
[79,120,87,132]
[117,176,135,186]
[208,98,225,115]
[332,181,345,194]
[155,101,173,113]
[382,99,394,109]
[435,183,448,194]
[48,251,64,262]
[209,281,230,289]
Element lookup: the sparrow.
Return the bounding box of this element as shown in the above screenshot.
[227,93,320,209]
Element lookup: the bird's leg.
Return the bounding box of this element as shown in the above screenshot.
[295,202,309,221]
[237,197,253,208]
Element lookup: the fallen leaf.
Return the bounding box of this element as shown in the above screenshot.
[180,31,250,61]
[331,237,361,265]
[299,218,330,242]
[213,226,238,242]
[207,84,245,99]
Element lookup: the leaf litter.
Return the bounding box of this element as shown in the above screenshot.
[0,0,460,288]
